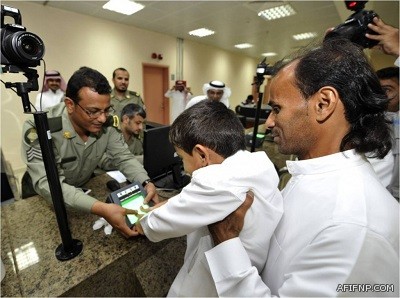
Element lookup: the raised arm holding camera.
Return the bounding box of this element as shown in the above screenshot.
[367,17,400,61]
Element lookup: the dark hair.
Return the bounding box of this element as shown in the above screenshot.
[274,38,391,158]
[169,100,246,158]
[66,66,111,103]
[376,66,399,81]
[112,67,129,78]
[121,103,146,119]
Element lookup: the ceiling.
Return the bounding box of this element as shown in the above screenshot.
[35,0,399,62]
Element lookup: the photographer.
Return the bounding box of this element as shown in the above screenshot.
[164,80,192,122]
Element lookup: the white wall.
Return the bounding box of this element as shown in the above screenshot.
[0,1,259,184]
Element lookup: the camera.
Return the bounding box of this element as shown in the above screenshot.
[256,58,274,78]
[324,1,379,49]
[1,5,45,67]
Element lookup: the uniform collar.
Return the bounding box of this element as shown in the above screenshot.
[111,88,131,99]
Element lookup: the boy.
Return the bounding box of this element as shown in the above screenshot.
[135,100,283,296]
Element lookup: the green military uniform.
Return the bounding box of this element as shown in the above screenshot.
[98,133,144,170]
[21,103,150,213]
[110,89,144,118]
[126,134,143,156]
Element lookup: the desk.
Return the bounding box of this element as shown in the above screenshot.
[1,174,185,297]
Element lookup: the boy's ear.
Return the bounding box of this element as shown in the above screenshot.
[314,86,339,123]
[193,144,210,164]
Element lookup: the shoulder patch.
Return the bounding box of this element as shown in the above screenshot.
[130,91,140,97]
[24,127,39,146]
[104,115,120,129]
[47,116,63,132]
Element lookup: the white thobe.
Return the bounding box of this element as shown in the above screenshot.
[164,89,192,123]
[35,89,64,111]
[206,150,399,297]
[140,150,283,297]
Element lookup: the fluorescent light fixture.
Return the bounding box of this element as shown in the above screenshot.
[262,52,277,57]
[293,32,318,40]
[103,0,144,15]
[258,4,296,21]
[188,28,215,37]
[235,43,253,49]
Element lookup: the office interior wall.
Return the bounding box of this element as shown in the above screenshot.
[0,1,259,182]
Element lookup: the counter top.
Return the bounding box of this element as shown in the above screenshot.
[1,174,185,297]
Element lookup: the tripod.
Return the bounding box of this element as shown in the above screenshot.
[3,65,82,261]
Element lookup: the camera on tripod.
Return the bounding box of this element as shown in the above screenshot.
[324,0,379,49]
[1,4,45,68]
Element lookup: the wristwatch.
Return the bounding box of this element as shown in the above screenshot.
[142,179,152,188]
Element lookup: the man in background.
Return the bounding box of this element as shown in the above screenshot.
[185,80,231,109]
[99,103,146,168]
[35,70,67,111]
[164,80,192,122]
[111,67,144,117]
[377,66,399,199]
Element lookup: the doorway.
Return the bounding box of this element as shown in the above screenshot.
[142,64,169,125]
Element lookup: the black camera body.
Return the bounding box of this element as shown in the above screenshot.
[325,8,379,49]
[1,5,45,67]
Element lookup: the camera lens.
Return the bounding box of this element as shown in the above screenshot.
[2,31,45,64]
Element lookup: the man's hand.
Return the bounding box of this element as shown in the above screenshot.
[367,17,400,57]
[143,182,160,205]
[208,191,254,245]
[91,201,137,238]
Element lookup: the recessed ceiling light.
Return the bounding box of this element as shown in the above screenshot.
[293,32,318,40]
[188,28,215,37]
[261,52,277,57]
[235,43,253,49]
[258,4,296,21]
[103,0,144,15]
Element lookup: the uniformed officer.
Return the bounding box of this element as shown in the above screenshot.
[21,66,158,238]
[111,67,144,117]
[99,103,146,169]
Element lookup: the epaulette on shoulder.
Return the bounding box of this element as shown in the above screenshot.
[130,91,140,97]
[104,115,120,129]
[47,116,63,133]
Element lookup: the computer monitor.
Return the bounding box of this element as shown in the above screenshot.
[143,125,189,188]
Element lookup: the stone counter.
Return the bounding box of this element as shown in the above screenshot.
[1,174,185,297]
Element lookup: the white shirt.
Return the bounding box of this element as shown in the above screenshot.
[140,150,283,297]
[35,89,64,111]
[367,149,395,187]
[206,150,399,297]
[164,89,192,123]
[185,95,230,109]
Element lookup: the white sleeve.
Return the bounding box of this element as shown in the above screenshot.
[34,93,42,111]
[140,183,244,242]
[206,224,399,297]
[394,57,399,67]
[164,90,173,97]
[206,238,274,297]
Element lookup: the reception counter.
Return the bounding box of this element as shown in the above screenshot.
[1,174,185,297]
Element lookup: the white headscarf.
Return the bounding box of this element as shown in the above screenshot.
[202,80,231,101]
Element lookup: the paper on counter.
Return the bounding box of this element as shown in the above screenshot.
[106,170,127,183]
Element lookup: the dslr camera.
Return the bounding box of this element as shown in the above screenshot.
[1,4,45,67]
[324,1,379,49]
